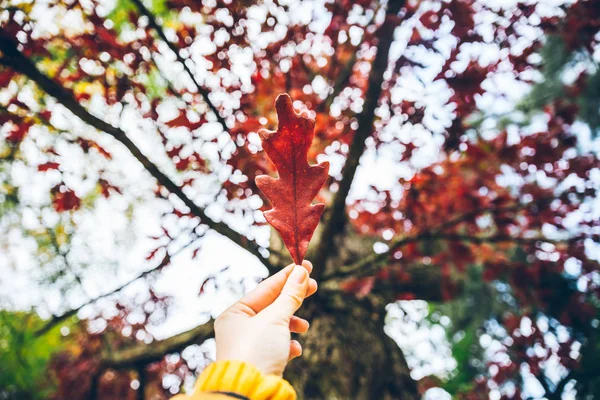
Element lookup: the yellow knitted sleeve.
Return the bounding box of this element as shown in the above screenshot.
[171,360,296,400]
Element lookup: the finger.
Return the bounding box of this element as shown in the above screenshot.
[290,316,309,334]
[263,265,309,321]
[233,264,295,316]
[288,340,302,360]
[306,278,317,298]
[301,260,313,274]
[301,260,316,299]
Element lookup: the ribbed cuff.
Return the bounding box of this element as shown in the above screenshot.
[195,360,296,400]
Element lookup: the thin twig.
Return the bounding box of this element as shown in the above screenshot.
[129,0,228,130]
[323,197,564,281]
[34,231,201,337]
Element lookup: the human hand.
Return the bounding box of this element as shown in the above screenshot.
[214,260,317,377]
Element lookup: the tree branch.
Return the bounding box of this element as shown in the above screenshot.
[325,234,432,281]
[361,234,585,304]
[317,52,356,114]
[434,233,587,245]
[0,33,275,274]
[548,370,574,400]
[328,232,588,282]
[318,19,374,114]
[101,320,214,369]
[536,372,553,397]
[323,198,560,281]
[136,366,146,400]
[311,0,405,279]
[372,264,445,302]
[130,0,228,130]
[320,262,451,303]
[433,198,553,233]
[34,231,201,337]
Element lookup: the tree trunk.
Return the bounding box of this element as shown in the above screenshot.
[285,294,419,400]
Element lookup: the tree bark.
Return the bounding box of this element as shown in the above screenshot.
[101,320,214,370]
[286,294,419,400]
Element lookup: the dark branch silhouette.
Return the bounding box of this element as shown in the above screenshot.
[101,320,215,369]
[0,32,275,275]
[129,0,228,130]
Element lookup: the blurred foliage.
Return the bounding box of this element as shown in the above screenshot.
[519,35,600,136]
[0,311,71,399]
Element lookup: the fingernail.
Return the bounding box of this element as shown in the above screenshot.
[291,265,307,283]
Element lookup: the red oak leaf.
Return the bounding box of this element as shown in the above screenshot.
[38,162,60,172]
[166,110,206,130]
[76,138,112,159]
[255,94,329,265]
[0,69,15,87]
[6,121,32,143]
[51,184,81,212]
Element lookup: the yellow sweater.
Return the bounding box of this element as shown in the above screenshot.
[171,360,296,400]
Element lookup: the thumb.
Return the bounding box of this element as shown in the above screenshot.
[263,265,309,321]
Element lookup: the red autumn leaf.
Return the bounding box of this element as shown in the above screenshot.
[255,94,329,265]
[38,162,60,171]
[408,29,422,46]
[400,142,416,161]
[39,110,52,121]
[6,121,32,143]
[165,110,205,130]
[419,10,441,31]
[396,293,417,301]
[51,184,81,212]
[98,178,122,198]
[339,277,375,298]
[145,247,160,261]
[76,138,112,159]
[440,0,478,42]
[175,157,190,171]
[0,69,15,86]
[167,145,183,158]
[191,247,201,259]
